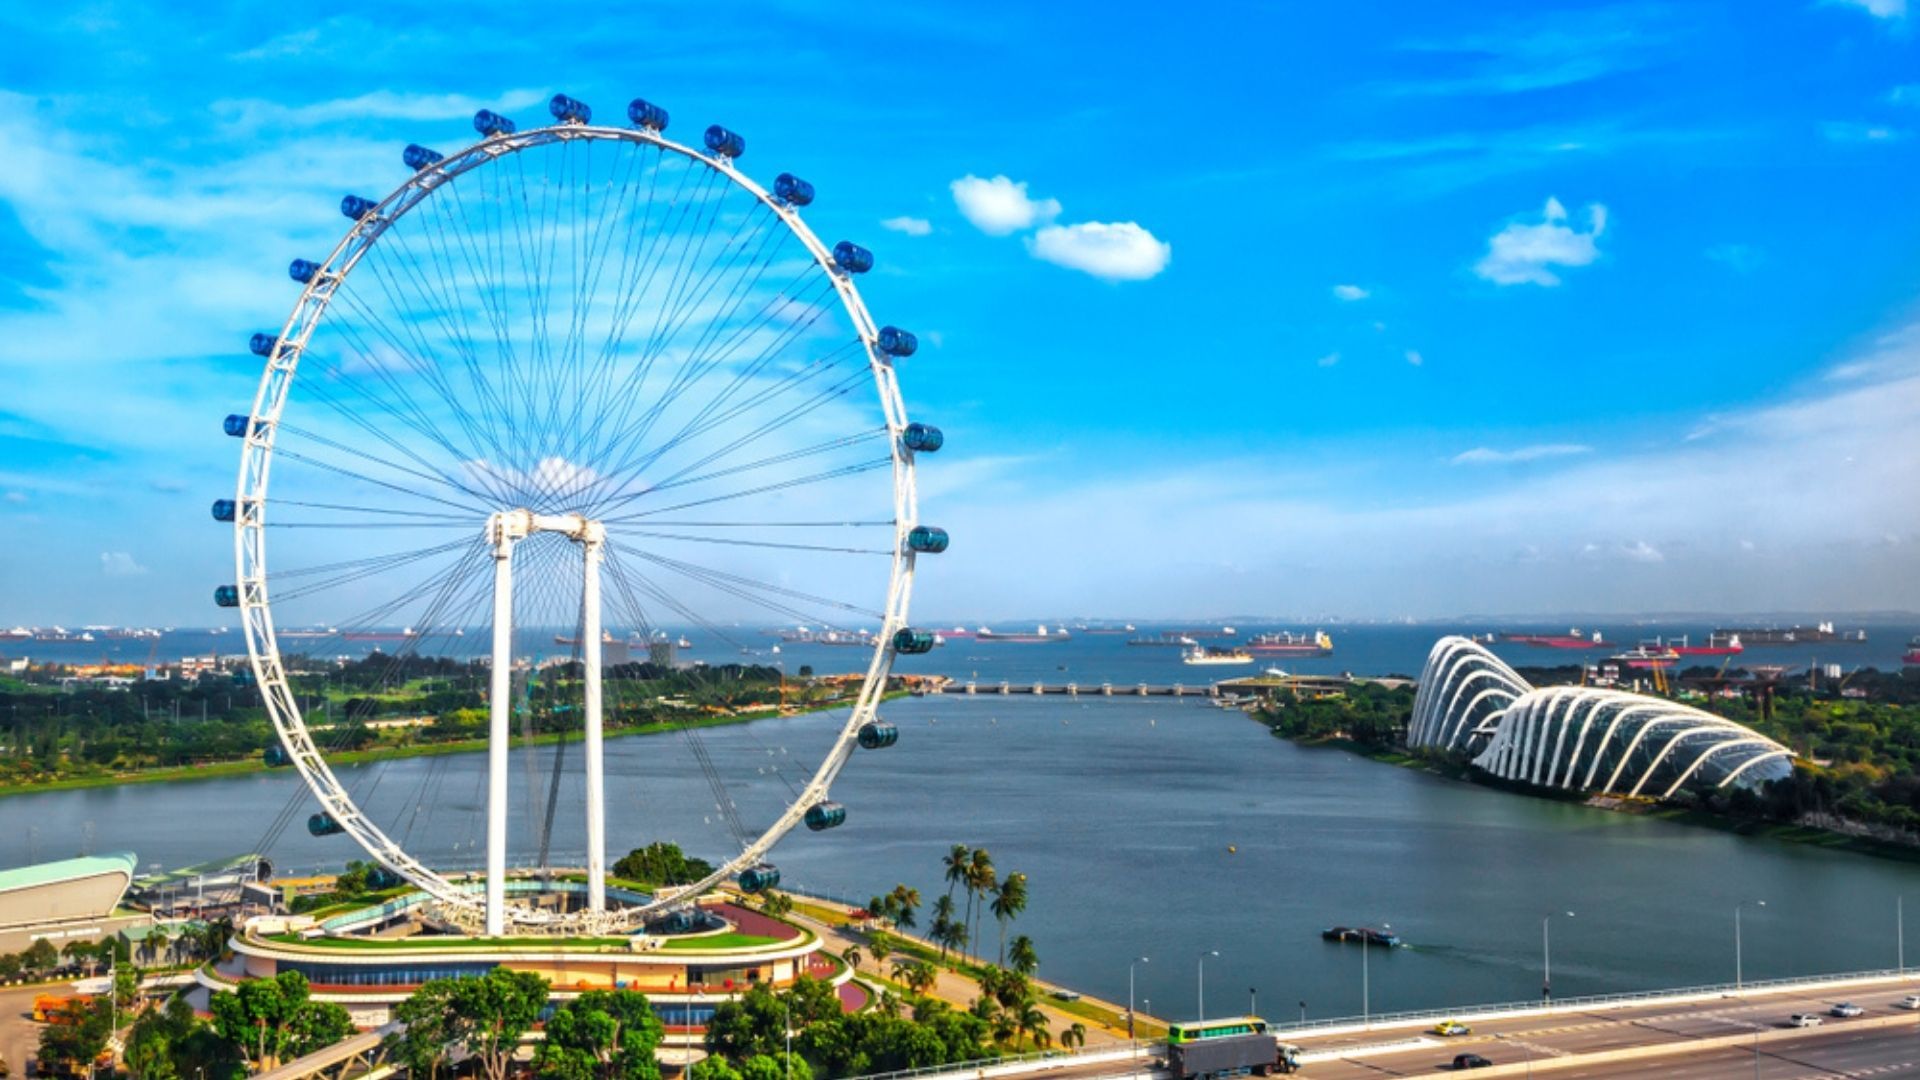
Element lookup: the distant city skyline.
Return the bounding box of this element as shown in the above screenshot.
[1,1,1917,622]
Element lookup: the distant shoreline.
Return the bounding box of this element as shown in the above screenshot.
[0,696,891,799]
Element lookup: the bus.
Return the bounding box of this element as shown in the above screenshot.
[1163,1017,1299,1076]
[1166,1017,1269,1044]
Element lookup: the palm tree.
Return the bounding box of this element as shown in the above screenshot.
[906,961,937,995]
[1008,935,1039,977]
[841,945,862,972]
[990,872,1027,966]
[1017,1000,1051,1050]
[942,844,971,908]
[1062,1022,1087,1050]
[967,849,995,962]
[869,930,894,971]
[890,884,922,931]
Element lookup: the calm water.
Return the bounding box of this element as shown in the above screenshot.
[8,693,1920,1021]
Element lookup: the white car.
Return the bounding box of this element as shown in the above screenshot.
[1830,1002,1863,1018]
[1788,1013,1824,1027]
[1898,994,1920,1010]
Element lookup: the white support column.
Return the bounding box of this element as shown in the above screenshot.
[581,525,607,913]
[485,515,522,937]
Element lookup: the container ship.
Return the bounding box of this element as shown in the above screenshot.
[1242,630,1333,656]
[777,627,875,646]
[342,628,418,642]
[1499,629,1607,649]
[976,625,1069,643]
[1182,645,1254,666]
[1709,622,1866,646]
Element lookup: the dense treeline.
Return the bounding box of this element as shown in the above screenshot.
[0,653,831,788]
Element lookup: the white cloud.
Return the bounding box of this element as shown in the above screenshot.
[949,175,1061,236]
[1333,284,1370,301]
[1891,85,1920,105]
[212,89,548,131]
[1026,222,1171,282]
[100,552,147,576]
[1474,197,1607,286]
[3,491,25,503]
[880,216,932,237]
[1451,443,1593,465]
[1618,540,1665,563]
[1822,121,1907,143]
[1316,352,1341,368]
[1405,350,1425,366]
[1830,0,1906,18]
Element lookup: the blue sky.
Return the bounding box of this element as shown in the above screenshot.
[1,0,1918,622]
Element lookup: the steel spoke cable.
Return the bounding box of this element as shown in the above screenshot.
[270,448,495,517]
[605,456,891,521]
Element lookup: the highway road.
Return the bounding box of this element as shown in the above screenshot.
[1283,978,1920,1077]
[0,983,62,1077]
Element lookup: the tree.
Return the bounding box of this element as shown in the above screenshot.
[1061,1022,1087,1050]
[209,971,353,1071]
[533,989,665,1080]
[611,842,714,886]
[738,1054,811,1080]
[840,945,862,973]
[389,980,458,1080]
[966,850,995,963]
[1015,1001,1051,1050]
[39,998,111,1077]
[445,969,551,1080]
[930,895,957,961]
[888,885,921,932]
[690,1056,744,1080]
[989,873,1026,966]
[22,938,57,972]
[334,860,371,896]
[759,892,794,919]
[1008,936,1039,978]
[868,931,894,972]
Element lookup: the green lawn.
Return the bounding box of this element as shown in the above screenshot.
[658,932,786,950]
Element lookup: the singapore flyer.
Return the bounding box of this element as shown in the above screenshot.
[218,91,947,937]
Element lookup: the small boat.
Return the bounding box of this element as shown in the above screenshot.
[1322,926,1400,947]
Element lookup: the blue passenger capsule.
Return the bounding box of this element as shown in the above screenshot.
[307,812,346,837]
[223,415,251,438]
[903,423,944,453]
[773,173,815,207]
[340,194,378,221]
[703,125,746,159]
[549,94,592,125]
[804,802,846,832]
[214,585,240,608]
[627,98,670,132]
[402,144,444,171]
[263,744,291,767]
[857,722,899,750]
[473,109,517,137]
[892,628,936,655]
[737,864,780,893]
[249,333,277,358]
[878,326,918,358]
[365,866,402,890]
[288,259,321,284]
[211,499,236,523]
[833,241,874,274]
[907,526,949,554]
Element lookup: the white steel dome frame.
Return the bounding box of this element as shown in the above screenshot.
[232,116,921,936]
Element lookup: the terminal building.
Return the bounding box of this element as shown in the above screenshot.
[1410,637,1793,799]
[0,852,151,954]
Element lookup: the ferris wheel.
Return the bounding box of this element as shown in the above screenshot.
[216,92,947,935]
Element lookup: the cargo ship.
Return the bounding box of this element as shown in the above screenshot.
[1667,633,1742,656]
[31,627,96,643]
[342,628,418,642]
[1709,622,1866,646]
[1905,637,1920,668]
[1182,645,1254,666]
[1499,629,1607,649]
[1128,632,1198,647]
[1242,630,1333,656]
[976,625,1069,643]
[1077,624,1136,635]
[778,627,875,646]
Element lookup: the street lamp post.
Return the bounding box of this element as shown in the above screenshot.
[1361,924,1390,1030]
[1249,987,1257,1017]
[1128,956,1149,1040]
[1735,900,1765,990]
[1543,911,1574,1004]
[1298,1000,1306,1024]
[1197,950,1218,1022]
[1901,896,1906,979]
